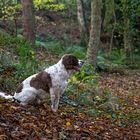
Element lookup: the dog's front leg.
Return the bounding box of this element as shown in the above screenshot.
[50,88,60,112]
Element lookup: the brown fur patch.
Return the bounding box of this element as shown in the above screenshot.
[16,83,23,93]
[62,54,79,70]
[30,71,52,93]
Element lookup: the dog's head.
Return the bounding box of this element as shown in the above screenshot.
[62,54,82,72]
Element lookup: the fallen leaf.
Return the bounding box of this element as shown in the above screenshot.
[66,121,71,127]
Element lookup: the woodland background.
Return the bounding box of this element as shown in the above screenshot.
[0,0,140,139]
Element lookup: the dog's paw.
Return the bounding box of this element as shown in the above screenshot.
[20,102,28,106]
[51,105,58,113]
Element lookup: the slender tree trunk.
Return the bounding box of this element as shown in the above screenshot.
[86,0,102,68]
[77,0,88,46]
[109,0,116,51]
[103,0,116,51]
[21,0,35,47]
[123,18,133,62]
[122,0,133,62]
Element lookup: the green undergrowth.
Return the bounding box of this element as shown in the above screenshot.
[63,64,119,117]
[63,64,140,125]
[98,49,127,69]
[37,37,140,70]
[36,38,86,59]
[0,31,40,92]
[98,49,140,70]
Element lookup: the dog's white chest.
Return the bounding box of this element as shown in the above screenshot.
[51,73,68,93]
[45,61,69,92]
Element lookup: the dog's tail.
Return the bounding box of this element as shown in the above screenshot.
[0,92,13,100]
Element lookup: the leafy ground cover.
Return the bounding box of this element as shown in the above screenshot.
[0,68,140,139]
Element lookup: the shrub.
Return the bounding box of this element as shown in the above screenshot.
[97,49,127,71]
[63,63,119,117]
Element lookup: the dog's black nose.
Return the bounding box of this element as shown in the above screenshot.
[78,60,84,67]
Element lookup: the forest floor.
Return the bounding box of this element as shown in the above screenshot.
[0,11,140,140]
[0,68,140,140]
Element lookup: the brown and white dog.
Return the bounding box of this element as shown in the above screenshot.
[0,54,82,112]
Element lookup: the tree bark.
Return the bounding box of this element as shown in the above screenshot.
[77,0,88,46]
[86,0,102,68]
[109,0,116,51]
[21,0,35,47]
[122,0,133,62]
[123,18,133,62]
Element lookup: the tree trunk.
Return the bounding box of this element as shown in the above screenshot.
[86,0,102,68]
[21,0,35,47]
[123,18,133,62]
[122,0,133,62]
[103,0,116,51]
[77,0,88,46]
[109,0,116,51]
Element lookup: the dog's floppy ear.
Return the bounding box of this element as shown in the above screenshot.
[62,54,79,70]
